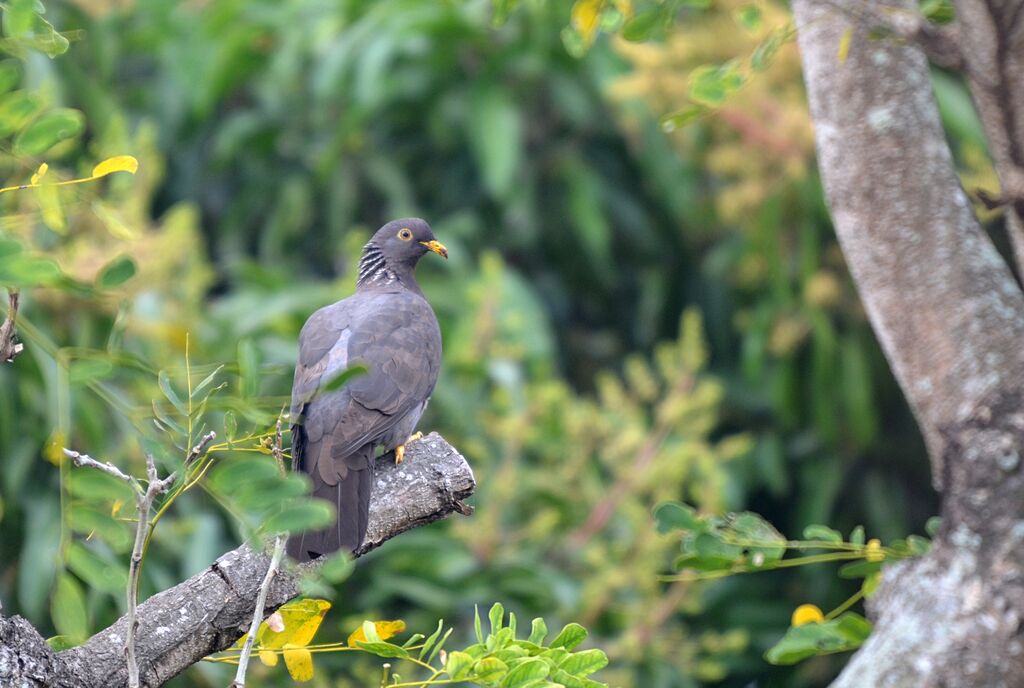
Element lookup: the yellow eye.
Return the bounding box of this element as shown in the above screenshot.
[398,228,413,241]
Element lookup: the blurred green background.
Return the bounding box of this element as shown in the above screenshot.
[0,0,995,685]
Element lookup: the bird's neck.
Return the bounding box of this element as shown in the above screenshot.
[356,242,420,293]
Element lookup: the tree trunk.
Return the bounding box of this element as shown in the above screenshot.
[791,1,1024,685]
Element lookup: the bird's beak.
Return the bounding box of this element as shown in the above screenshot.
[420,240,448,259]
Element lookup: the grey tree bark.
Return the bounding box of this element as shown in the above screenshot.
[0,433,475,687]
[791,1,1024,686]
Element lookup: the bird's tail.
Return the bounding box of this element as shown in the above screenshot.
[286,449,374,563]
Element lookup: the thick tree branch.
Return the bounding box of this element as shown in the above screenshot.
[956,0,1024,277]
[792,2,1024,685]
[0,433,474,688]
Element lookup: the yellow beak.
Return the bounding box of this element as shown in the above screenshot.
[420,240,448,259]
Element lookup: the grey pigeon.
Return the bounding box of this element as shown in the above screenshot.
[286,218,447,562]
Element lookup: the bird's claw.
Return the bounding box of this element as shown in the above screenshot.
[394,432,425,465]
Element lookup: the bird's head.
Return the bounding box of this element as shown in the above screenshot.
[358,218,447,288]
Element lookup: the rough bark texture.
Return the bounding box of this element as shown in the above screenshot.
[0,432,474,688]
[792,2,1024,686]
[956,0,1024,276]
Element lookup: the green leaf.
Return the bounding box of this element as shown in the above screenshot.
[802,524,843,544]
[489,601,505,636]
[621,8,665,42]
[445,650,474,680]
[653,501,703,534]
[319,364,368,393]
[688,62,745,107]
[427,627,454,664]
[51,573,88,643]
[660,106,705,132]
[501,658,549,687]
[862,572,882,598]
[68,357,114,384]
[838,559,883,579]
[209,456,280,495]
[418,619,444,661]
[67,469,133,503]
[474,605,484,644]
[96,255,136,289]
[0,90,41,137]
[237,338,259,398]
[906,534,931,555]
[0,253,61,287]
[0,60,22,95]
[925,516,942,537]
[318,550,354,583]
[233,473,310,510]
[357,641,409,658]
[14,107,84,156]
[559,648,608,676]
[262,499,335,535]
[734,4,762,31]
[223,411,237,441]
[3,0,35,38]
[66,542,127,594]
[467,86,522,199]
[528,617,548,645]
[850,525,865,546]
[190,364,225,399]
[765,613,872,665]
[69,506,131,551]
[474,657,509,682]
[157,370,187,415]
[550,623,587,650]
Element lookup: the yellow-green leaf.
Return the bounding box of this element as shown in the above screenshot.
[347,619,406,647]
[571,0,603,45]
[30,162,47,185]
[91,155,139,179]
[34,179,64,234]
[282,644,314,682]
[92,201,138,240]
[257,598,331,649]
[258,649,278,667]
[51,573,88,643]
[14,108,84,156]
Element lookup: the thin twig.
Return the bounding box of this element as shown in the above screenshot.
[231,416,288,688]
[230,534,286,687]
[124,453,174,688]
[65,447,175,688]
[1,288,24,363]
[63,449,139,487]
[186,430,218,468]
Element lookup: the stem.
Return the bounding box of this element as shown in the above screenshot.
[232,415,289,688]
[230,534,286,688]
[125,491,148,688]
[123,454,174,688]
[826,587,866,621]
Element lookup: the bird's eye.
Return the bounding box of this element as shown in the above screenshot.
[398,228,413,241]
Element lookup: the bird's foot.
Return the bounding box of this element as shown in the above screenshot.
[394,433,425,465]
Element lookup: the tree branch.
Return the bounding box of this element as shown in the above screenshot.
[1,288,24,363]
[955,0,1024,278]
[792,2,1024,685]
[0,432,475,688]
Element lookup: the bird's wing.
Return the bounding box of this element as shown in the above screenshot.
[291,292,441,483]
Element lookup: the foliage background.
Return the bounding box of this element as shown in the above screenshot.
[0,0,994,685]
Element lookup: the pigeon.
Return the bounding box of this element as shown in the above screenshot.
[286,218,447,562]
